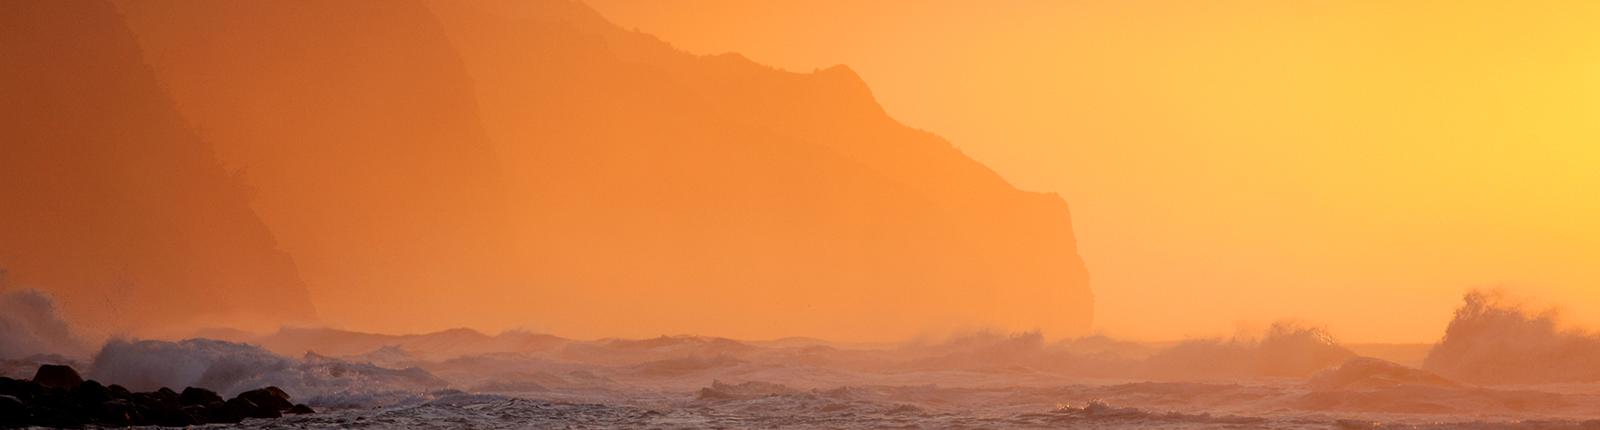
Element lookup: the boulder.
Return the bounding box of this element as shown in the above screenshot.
[0,369,306,426]
[154,387,180,404]
[225,396,281,419]
[0,376,39,399]
[129,389,194,426]
[94,399,135,426]
[238,386,294,411]
[24,390,88,428]
[180,386,223,406]
[31,364,83,389]
[131,391,166,409]
[29,389,76,414]
[204,399,245,424]
[107,384,132,399]
[0,394,25,426]
[148,404,203,427]
[72,379,113,404]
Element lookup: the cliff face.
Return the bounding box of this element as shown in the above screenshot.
[71,0,1089,339]
[426,0,1094,339]
[0,1,316,333]
[112,0,520,331]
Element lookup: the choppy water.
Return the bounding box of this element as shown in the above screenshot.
[10,291,1600,429]
[223,387,1600,430]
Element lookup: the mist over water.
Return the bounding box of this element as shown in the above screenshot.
[7,289,1600,428]
[0,290,88,361]
[86,339,448,406]
[4,1,1597,428]
[1424,290,1600,384]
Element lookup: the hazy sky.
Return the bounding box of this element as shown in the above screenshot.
[587,0,1600,342]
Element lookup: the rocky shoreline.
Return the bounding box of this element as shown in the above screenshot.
[0,364,313,428]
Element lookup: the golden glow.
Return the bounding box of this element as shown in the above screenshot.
[588,0,1600,342]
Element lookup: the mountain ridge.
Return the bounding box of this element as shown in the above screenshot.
[7,0,1092,340]
[0,0,318,334]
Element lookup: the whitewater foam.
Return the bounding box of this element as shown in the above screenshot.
[0,289,88,360]
[86,338,447,406]
[7,290,1600,427]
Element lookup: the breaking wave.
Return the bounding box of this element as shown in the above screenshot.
[0,289,88,360]
[1145,321,1355,379]
[5,289,1600,427]
[87,338,448,406]
[1423,289,1600,384]
[1308,357,1457,390]
[1034,400,1267,425]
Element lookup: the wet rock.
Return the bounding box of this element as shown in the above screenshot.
[153,387,180,404]
[227,396,282,419]
[180,386,223,406]
[0,394,25,426]
[94,398,135,426]
[0,376,39,398]
[107,383,132,399]
[149,404,204,427]
[130,390,201,426]
[4,365,308,427]
[72,379,113,404]
[30,388,76,413]
[238,386,295,411]
[205,399,245,424]
[27,392,90,428]
[31,364,83,389]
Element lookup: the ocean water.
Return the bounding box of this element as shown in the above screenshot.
[50,331,1595,430]
[8,290,1600,429]
[221,382,1600,430]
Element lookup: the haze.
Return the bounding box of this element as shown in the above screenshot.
[589,0,1600,343]
[8,1,1600,428]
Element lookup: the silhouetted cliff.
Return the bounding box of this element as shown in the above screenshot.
[0,1,316,333]
[76,0,1089,339]
[428,0,1094,338]
[112,0,520,331]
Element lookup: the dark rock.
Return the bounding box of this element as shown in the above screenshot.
[225,396,280,419]
[0,376,40,399]
[199,399,240,424]
[238,386,294,411]
[129,392,160,410]
[128,390,192,427]
[31,364,83,389]
[131,388,181,419]
[0,394,25,426]
[94,399,135,426]
[180,403,210,422]
[123,405,150,427]
[130,395,200,427]
[106,384,132,399]
[72,380,112,404]
[154,387,180,404]
[180,386,223,406]
[30,388,76,413]
[151,406,203,427]
[0,373,305,427]
[25,390,89,428]
[29,412,88,429]
[206,402,245,424]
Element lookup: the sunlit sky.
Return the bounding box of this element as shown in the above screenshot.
[588,0,1600,343]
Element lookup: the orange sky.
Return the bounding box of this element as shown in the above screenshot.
[587,0,1600,343]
